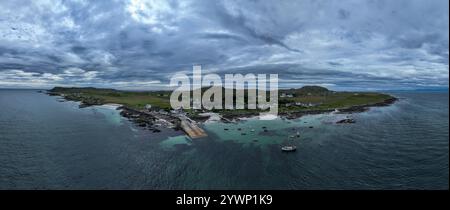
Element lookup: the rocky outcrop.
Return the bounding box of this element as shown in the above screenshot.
[336,118,356,124]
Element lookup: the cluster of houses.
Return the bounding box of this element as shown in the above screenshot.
[144,104,170,114]
[281,92,319,98]
[280,93,294,98]
[285,102,322,108]
[280,92,323,107]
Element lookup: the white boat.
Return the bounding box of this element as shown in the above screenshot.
[281,145,297,152]
[282,134,298,152]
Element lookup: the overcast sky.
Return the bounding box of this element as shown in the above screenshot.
[0,0,448,90]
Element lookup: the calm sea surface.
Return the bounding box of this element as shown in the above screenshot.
[0,90,448,189]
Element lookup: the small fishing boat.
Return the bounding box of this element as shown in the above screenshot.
[296,131,300,137]
[281,145,297,152]
[251,129,255,132]
[282,134,298,152]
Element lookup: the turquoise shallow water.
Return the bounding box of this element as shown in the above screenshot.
[160,114,339,148]
[0,90,448,189]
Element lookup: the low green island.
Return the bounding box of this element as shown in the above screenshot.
[48,86,396,114]
[46,86,397,135]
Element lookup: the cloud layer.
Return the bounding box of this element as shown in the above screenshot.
[0,0,448,90]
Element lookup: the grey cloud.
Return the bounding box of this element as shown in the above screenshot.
[338,9,351,20]
[0,0,448,90]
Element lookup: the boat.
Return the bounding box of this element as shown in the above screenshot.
[281,145,297,152]
[282,134,298,152]
[250,129,255,132]
[296,131,300,137]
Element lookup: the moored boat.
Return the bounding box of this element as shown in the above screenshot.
[281,145,297,152]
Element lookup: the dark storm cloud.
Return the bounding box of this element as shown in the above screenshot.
[0,0,448,90]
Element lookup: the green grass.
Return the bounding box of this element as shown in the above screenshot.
[51,87,171,109]
[97,94,170,109]
[316,93,392,109]
[50,87,394,112]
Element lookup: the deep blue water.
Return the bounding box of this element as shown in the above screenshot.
[0,90,448,189]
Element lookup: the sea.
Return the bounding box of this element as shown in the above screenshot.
[0,89,448,189]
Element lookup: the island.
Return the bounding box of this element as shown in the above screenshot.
[46,86,397,137]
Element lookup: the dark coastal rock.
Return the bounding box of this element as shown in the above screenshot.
[78,103,90,108]
[336,118,356,124]
[190,115,210,121]
[338,106,369,113]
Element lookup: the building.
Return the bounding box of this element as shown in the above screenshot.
[280,93,294,98]
[286,102,322,107]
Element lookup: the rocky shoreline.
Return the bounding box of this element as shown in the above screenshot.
[220,97,398,121]
[46,91,182,133]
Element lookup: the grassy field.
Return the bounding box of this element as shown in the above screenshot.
[50,87,171,109]
[283,92,393,110]
[49,86,395,112]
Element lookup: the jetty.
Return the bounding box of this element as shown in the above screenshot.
[178,117,208,138]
